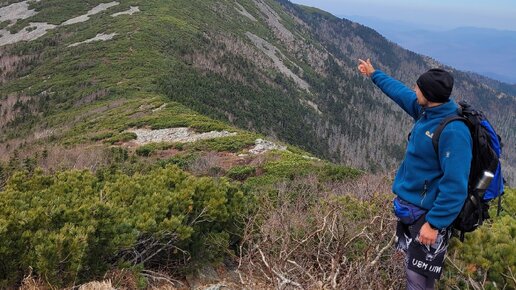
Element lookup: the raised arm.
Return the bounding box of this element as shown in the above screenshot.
[358,59,422,120]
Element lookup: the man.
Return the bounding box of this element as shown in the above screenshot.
[358,59,472,289]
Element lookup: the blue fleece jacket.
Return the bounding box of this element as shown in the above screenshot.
[371,70,472,229]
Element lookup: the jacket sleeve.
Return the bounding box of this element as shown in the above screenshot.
[426,121,472,229]
[371,70,421,120]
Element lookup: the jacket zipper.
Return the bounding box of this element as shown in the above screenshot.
[421,180,429,195]
[411,111,426,143]
[420,180,429,206]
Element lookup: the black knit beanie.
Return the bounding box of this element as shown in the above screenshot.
[416,68,454,103]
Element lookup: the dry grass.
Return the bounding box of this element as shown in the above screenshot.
[237,173,405,289]
[188,151,224,176]
[188,151,251,177]
[19,271,49,290]
[38,145,110,172]
[78,281,116,290]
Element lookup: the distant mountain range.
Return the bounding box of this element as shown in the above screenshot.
[344,16,516,84]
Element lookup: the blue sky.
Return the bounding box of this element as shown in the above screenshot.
[290,0,516,31]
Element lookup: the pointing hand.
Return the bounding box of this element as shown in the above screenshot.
[358,58,375,77]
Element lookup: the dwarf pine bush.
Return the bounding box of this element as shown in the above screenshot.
[443,189,516,289]
[0,165,246,287]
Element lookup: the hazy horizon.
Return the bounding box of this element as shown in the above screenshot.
[290,0,516,31]
[289,0,516,84]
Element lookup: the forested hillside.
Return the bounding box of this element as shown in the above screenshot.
[0,0,514,288]
[0,0,515,181]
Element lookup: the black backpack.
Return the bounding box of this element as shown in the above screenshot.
[432,101,504,241]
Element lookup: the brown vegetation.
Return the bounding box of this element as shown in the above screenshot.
[188,151,248,176]
[237,173,405,289]
[0,48,38,84]
[0,94,33,128]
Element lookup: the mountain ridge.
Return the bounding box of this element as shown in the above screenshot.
[0,0,514,181]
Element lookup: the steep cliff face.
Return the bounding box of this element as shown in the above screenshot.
[0,0,514,180]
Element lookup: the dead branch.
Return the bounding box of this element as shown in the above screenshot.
[287,259,315,282]
[445,256,465,275]
[501,266,516,286]
[258,247,302,289]
[285,210,332,259]
[369,233,396,267]
[343,225,368,249]
[141,270,185,287]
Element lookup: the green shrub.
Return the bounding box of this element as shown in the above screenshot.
[91,131,115,141]
[0,165,247,287]
[0,20,10,30]
[173,142,185,150]
[128,102,231,134]
[104,132,137,144]
[135,142,173,156]
[189,120,229,132]
[158,153,198,170]
[187,133,256,153]
[262,151,313,179]
[244,151,315,188]
[226,165,256,181]
[135,146,153,157]
[318,164,362,182]
[108,147,129,163]
[443,189,516,289]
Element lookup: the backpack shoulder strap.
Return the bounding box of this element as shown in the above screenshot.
[432,115,468,155]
